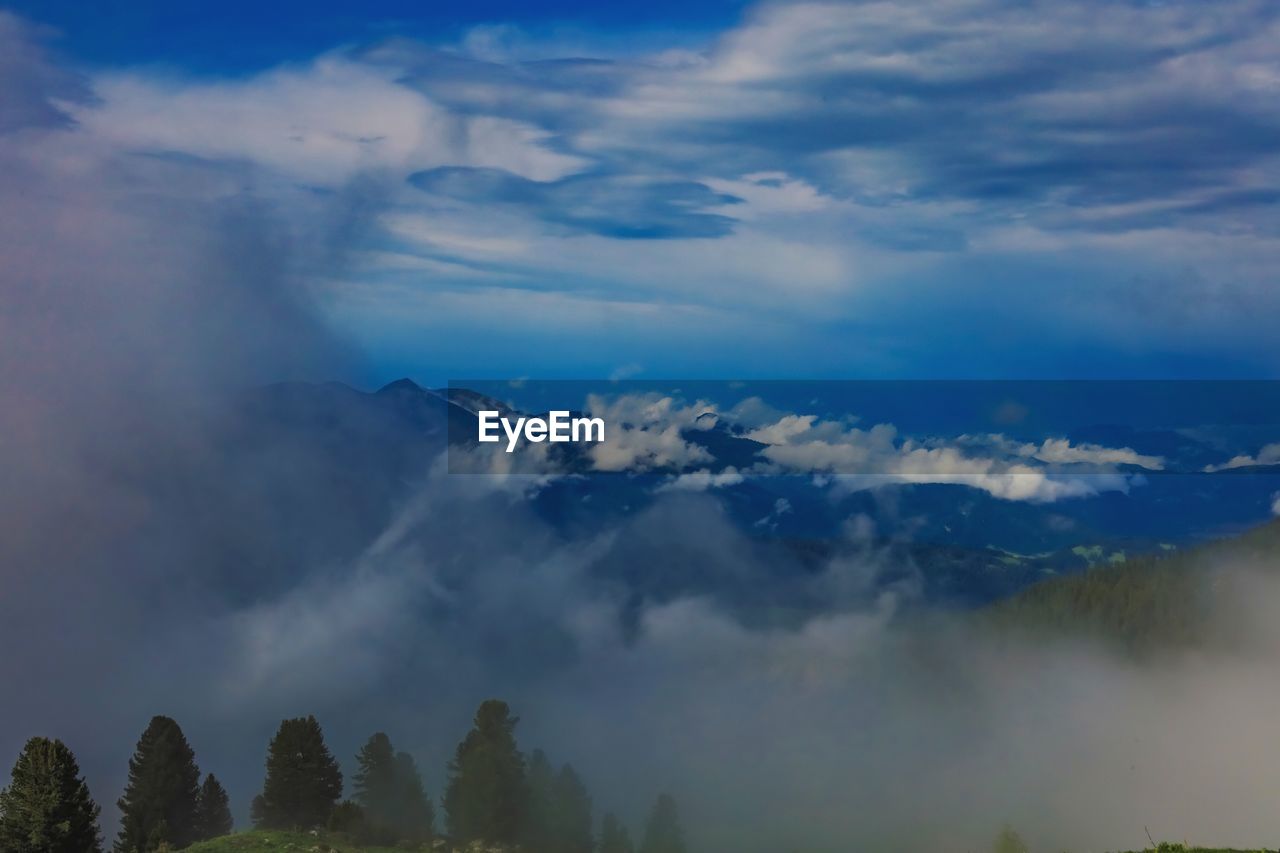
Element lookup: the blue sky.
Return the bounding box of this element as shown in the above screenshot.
[8,0,747,70]
[3,0,1280,384]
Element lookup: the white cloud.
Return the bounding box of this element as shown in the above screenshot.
[743,413,820,446]
[742,415,1140,502]
[538,392,1160,503]
[1206,443,1280,472]
[656,467,745,492]
[68,58,585,186]
[585,393,715,472]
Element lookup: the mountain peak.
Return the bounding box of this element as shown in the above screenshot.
[377,378,423,394]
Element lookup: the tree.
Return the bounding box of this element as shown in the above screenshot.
[353,734,433,844]
[115,716,201,852]
[253,716,343,830]
[391,751,433,843]
[193,774,233,840]
[639,794,686,853]
[0,737,103,853]
[600,813,635,853]
[353,733,397,837]
[520,751,591,853]
[993,825,1030,853]
[522,749,556,852]
[443,699,527,844]
[552,763,593,853]
[326,800,367,838]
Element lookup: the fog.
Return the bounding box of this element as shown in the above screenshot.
[180,481,1280,853]
[5,12,1280,853]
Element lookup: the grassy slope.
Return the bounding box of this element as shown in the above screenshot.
[187,836,1274,853]
[185,830,412,853]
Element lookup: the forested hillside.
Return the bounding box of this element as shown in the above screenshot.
[983,519,1280,652]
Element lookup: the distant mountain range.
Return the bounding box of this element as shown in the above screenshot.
[224,379,1280,609]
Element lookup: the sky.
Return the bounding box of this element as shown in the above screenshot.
[5,0,1280,384]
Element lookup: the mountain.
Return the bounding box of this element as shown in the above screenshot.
[202,379,1280,610]
[1066,423,1222,473]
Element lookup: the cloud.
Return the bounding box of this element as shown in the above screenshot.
[385,0,1280,231]
[743,413,822,445]
[585,393,716,471]
[409,167,741,238]
[5,3,1279,372]
[484,390,1152,503]
[0,12,93,132]
[738,412,1139,503]
[67,57,585,186]
[1022,438,1164,470]
[190,476,1280,853]
[1206,442,1280,472]
[656,467,745,492]
[958,434,1166,470]
[358,1,1280,371]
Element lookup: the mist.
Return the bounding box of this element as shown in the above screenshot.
[181,480,1280,853]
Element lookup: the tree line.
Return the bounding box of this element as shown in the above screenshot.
[0,699,687,853]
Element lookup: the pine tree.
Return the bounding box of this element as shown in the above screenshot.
[600,813,634,853]
[515,749,591,853]
[553,763,593,853]
[193,774,233,840]
[0,737,103,853]
[522,749,556,852]
[253,716,343,830]
[353,733,397,838]
[443,699,527,844]
[639,794,686,853]
[115,716,201,852]
[391,751,433,843]
[352,734,433,844]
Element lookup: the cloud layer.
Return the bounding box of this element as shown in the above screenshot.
[4,1,1279,377]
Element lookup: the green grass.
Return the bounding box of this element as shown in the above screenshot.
[186,830,1280,853]
[185,829,421,853]
[1119,848,1278,853]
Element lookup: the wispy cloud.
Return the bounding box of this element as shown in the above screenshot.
[6,1,1280,372]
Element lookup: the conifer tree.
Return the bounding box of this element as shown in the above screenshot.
[353,733,397,837]
[639,794,686,853]
[115,716,201,852]
[600,813,635,853]
[553,763,593,853]
[391,751,433,843]
[193,774,233,840]
[253,716,343,830]
[352,734,433,843]
[522,749,556,852]
[443,699,527,844]
[0,737,103,853]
